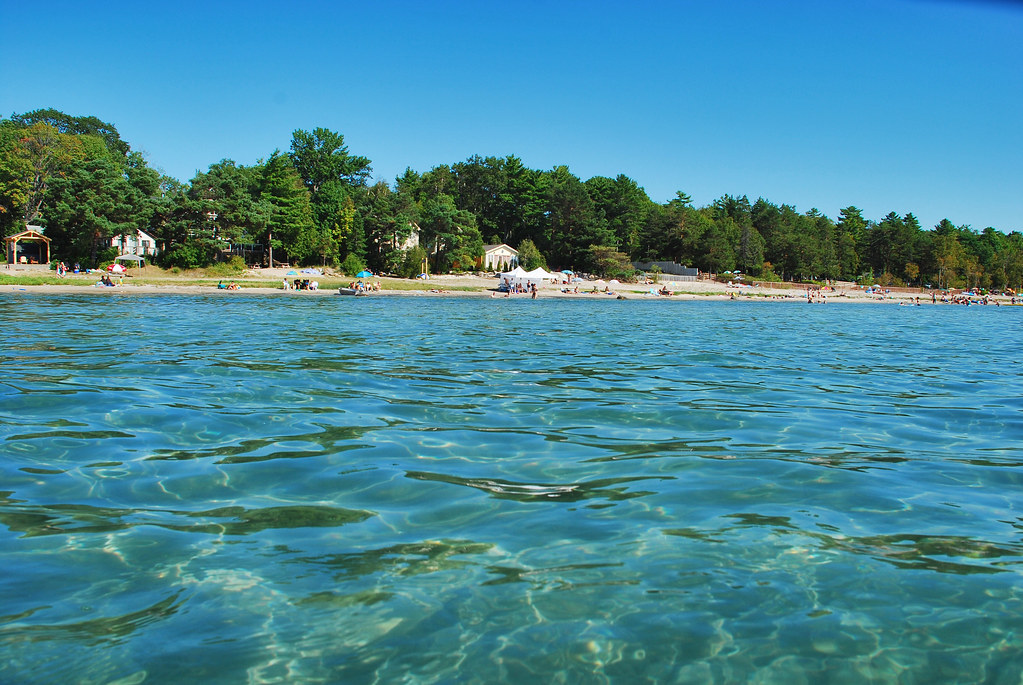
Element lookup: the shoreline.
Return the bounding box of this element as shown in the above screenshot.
[2,267,1013,304]
[1,281,1010,305]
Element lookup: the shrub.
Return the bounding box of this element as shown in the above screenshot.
[340,253,367,276]
[856,272,906,287]
[95,247,119,268]
[159,242,218,269]
[397,247,428,279]
[758,262,782,282]
[206,256,247,277]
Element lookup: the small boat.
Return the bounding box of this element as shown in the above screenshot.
[338,287,367,296]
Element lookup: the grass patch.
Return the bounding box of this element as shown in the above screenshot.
[373,279,482,292]
[0,274,89,286]
[0,272,487,293]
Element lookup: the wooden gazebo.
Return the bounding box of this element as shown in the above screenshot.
[5,227,51,265]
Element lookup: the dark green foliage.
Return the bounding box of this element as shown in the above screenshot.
[588,245,634,279]
[261,151,317,263]
[290,127,371,193]
[517,239,546,270]
[12,108,130,157]
[42,156,143,266]
[1,110,1020,289]
[398,246,428,278]
[159,240,221,269]
[340,253,366,276]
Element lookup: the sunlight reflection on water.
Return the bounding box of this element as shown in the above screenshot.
[1,294,1021,683]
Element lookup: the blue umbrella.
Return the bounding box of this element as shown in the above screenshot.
[356,270,373,278]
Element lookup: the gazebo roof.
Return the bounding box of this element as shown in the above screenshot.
[4,229,51,243]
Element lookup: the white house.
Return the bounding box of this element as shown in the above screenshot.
[395,222,421,252]
[477,244,519,271]
[110,229,158,256]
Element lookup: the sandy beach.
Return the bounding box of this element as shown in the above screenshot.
[1,267,1008,304]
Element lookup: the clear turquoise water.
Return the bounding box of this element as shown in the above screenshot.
[1,293,1021,684]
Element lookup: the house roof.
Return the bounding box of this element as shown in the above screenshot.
[112,229,156,241]
[482,243,518,254]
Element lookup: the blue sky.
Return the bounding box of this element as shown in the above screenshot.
[3,0,1020,232]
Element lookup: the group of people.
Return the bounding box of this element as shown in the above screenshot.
[496,281,539,298]
[805,285,833,303]
[97,274,120,287]
[939,292,1002,306]
[493,281,540,298]
[282,278,319,291]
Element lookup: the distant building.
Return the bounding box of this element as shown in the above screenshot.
[395,222,421,252]
[111,229,158,256]
[5,225,51,265]
[477,244,519,271]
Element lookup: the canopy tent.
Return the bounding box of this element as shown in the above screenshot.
[114,254,146,273]
[114,254,146,265]
[499,266,560,289]
[500,266,528,278]
[525,267,559,281]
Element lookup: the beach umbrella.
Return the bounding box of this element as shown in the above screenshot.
[561,270,574,274]
[356,270,373,278]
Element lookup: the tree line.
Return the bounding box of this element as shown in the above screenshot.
[2,108,1020,289]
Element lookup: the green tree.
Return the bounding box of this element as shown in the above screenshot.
[637,191,705,266]
[188,160,264,244]
[363,178,413,273]
[43,157,140,266]
[835,207,866,279]
[16,122,87,225]
[289,127,372,194]
[737,221,765,275]
[517,238,546,270]
[13,109,129,157]
[0,119,33,234]
[261,151,317,263]
[933,230,965,289]
[588,245,634,278]
[418,193,483,272]
[584,174,652,257]
[542,166,611,270]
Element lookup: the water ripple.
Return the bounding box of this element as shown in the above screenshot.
[2,295,1022,683]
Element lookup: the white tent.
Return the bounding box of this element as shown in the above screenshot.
[499,266,528,280]
[498,266,527,288]
[525,267,559,281]
[113,254,147,274]
[499,266,559,290]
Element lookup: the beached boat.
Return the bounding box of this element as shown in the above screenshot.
[338,287,367,296]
